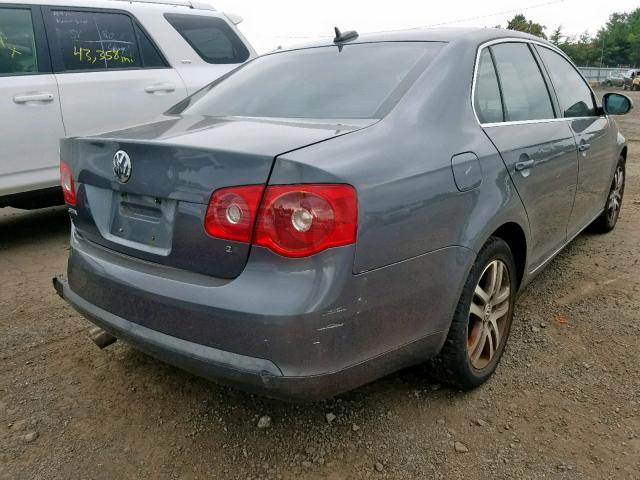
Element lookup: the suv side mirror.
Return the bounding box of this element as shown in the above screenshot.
[603,93,633,115]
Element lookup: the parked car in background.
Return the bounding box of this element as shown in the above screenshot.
[602,73,624,87]
[54,28,631,401]
[0,0,255,209]
[623,69,640,90]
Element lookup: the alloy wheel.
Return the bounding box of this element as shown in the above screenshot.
[467,259,511,370]
[607,165,624,224]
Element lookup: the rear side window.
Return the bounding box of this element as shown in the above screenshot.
[164,14,249,64]
[0,8,38,75]
[51,10,140,71]
[490,43,554,122]
[536,46,596,118]
[474,49,504,123]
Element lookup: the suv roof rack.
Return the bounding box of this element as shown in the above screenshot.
[106,0,216,10]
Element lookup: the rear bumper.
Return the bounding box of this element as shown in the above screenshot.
[55,275,445,401]
[57,228,475,400]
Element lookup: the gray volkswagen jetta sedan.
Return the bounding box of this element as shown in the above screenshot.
[54,27,631,401]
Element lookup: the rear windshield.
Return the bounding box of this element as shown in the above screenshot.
[171,42,444,119]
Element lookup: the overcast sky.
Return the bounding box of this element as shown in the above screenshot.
[209,0,638,54]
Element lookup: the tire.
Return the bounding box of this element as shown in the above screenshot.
[431,237,517,390]
[591,156,625,233]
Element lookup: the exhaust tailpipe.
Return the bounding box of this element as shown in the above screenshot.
[89,327,117,349]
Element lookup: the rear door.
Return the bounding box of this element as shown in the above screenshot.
[536,45,615,237]
[42,6,188,137]
[0,5,65,196]
[475,41,578,269]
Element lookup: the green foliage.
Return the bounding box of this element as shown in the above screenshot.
[593,9,640,66]
[505,14,547,39]
[549,26,563,45]
[556,28,601,66]
[502,9,640,67]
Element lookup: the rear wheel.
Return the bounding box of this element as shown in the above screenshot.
[432,237,517,389]
[591,157,625,233]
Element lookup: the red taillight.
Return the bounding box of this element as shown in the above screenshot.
[60,160,76,206]
[205,184,357,257]
[254,184,357,257]
[204,185,265,242]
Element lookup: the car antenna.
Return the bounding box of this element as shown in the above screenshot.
[333,26,358,43]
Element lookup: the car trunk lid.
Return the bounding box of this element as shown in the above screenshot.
[62,115,372,279]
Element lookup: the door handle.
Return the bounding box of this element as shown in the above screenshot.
[13,92,54,104]
[515,159,535,171]
[578,143,591,152]
[145,83,176,94]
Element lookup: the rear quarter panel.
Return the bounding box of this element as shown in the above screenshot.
[271,39,530,276]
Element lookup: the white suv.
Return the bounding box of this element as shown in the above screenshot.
[0,0,256,208]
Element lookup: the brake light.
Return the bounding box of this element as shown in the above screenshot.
[60,160,76,206]
[205,184,357,258]
[204,185,265,242]
[255,184,357,257]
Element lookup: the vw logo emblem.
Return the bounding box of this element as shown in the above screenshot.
[113,150,132,184]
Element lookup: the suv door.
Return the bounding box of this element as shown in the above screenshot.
[0,5,65,197]
[474,42,578,270]
[536,45,615,237]
[42,7,188,137]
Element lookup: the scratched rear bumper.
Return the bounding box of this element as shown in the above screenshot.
[60,227,472,399]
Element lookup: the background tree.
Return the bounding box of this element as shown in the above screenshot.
[549,26,563,45]
[593,9,640,67]
[557,30,599,66]
[499,8,640,67]
[506,14,547,39]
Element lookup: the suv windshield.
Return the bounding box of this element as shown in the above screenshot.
[171,42,444,119]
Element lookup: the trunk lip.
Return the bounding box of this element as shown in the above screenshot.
[83,115,378,143]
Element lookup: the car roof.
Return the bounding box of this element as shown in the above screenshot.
[277,27,549,52]
[2,0,219,14]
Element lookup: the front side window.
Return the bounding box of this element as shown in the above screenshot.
[0,8,38,75]
[474,49,504,123]
[171,42,444,119]
[490,42,555,122]
[165,14,249,64]
[51,10,140,71]
[537,46,596,118]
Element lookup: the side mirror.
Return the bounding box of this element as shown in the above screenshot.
[603,93,633,115]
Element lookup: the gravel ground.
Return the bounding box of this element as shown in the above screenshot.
[1,89,639,480]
